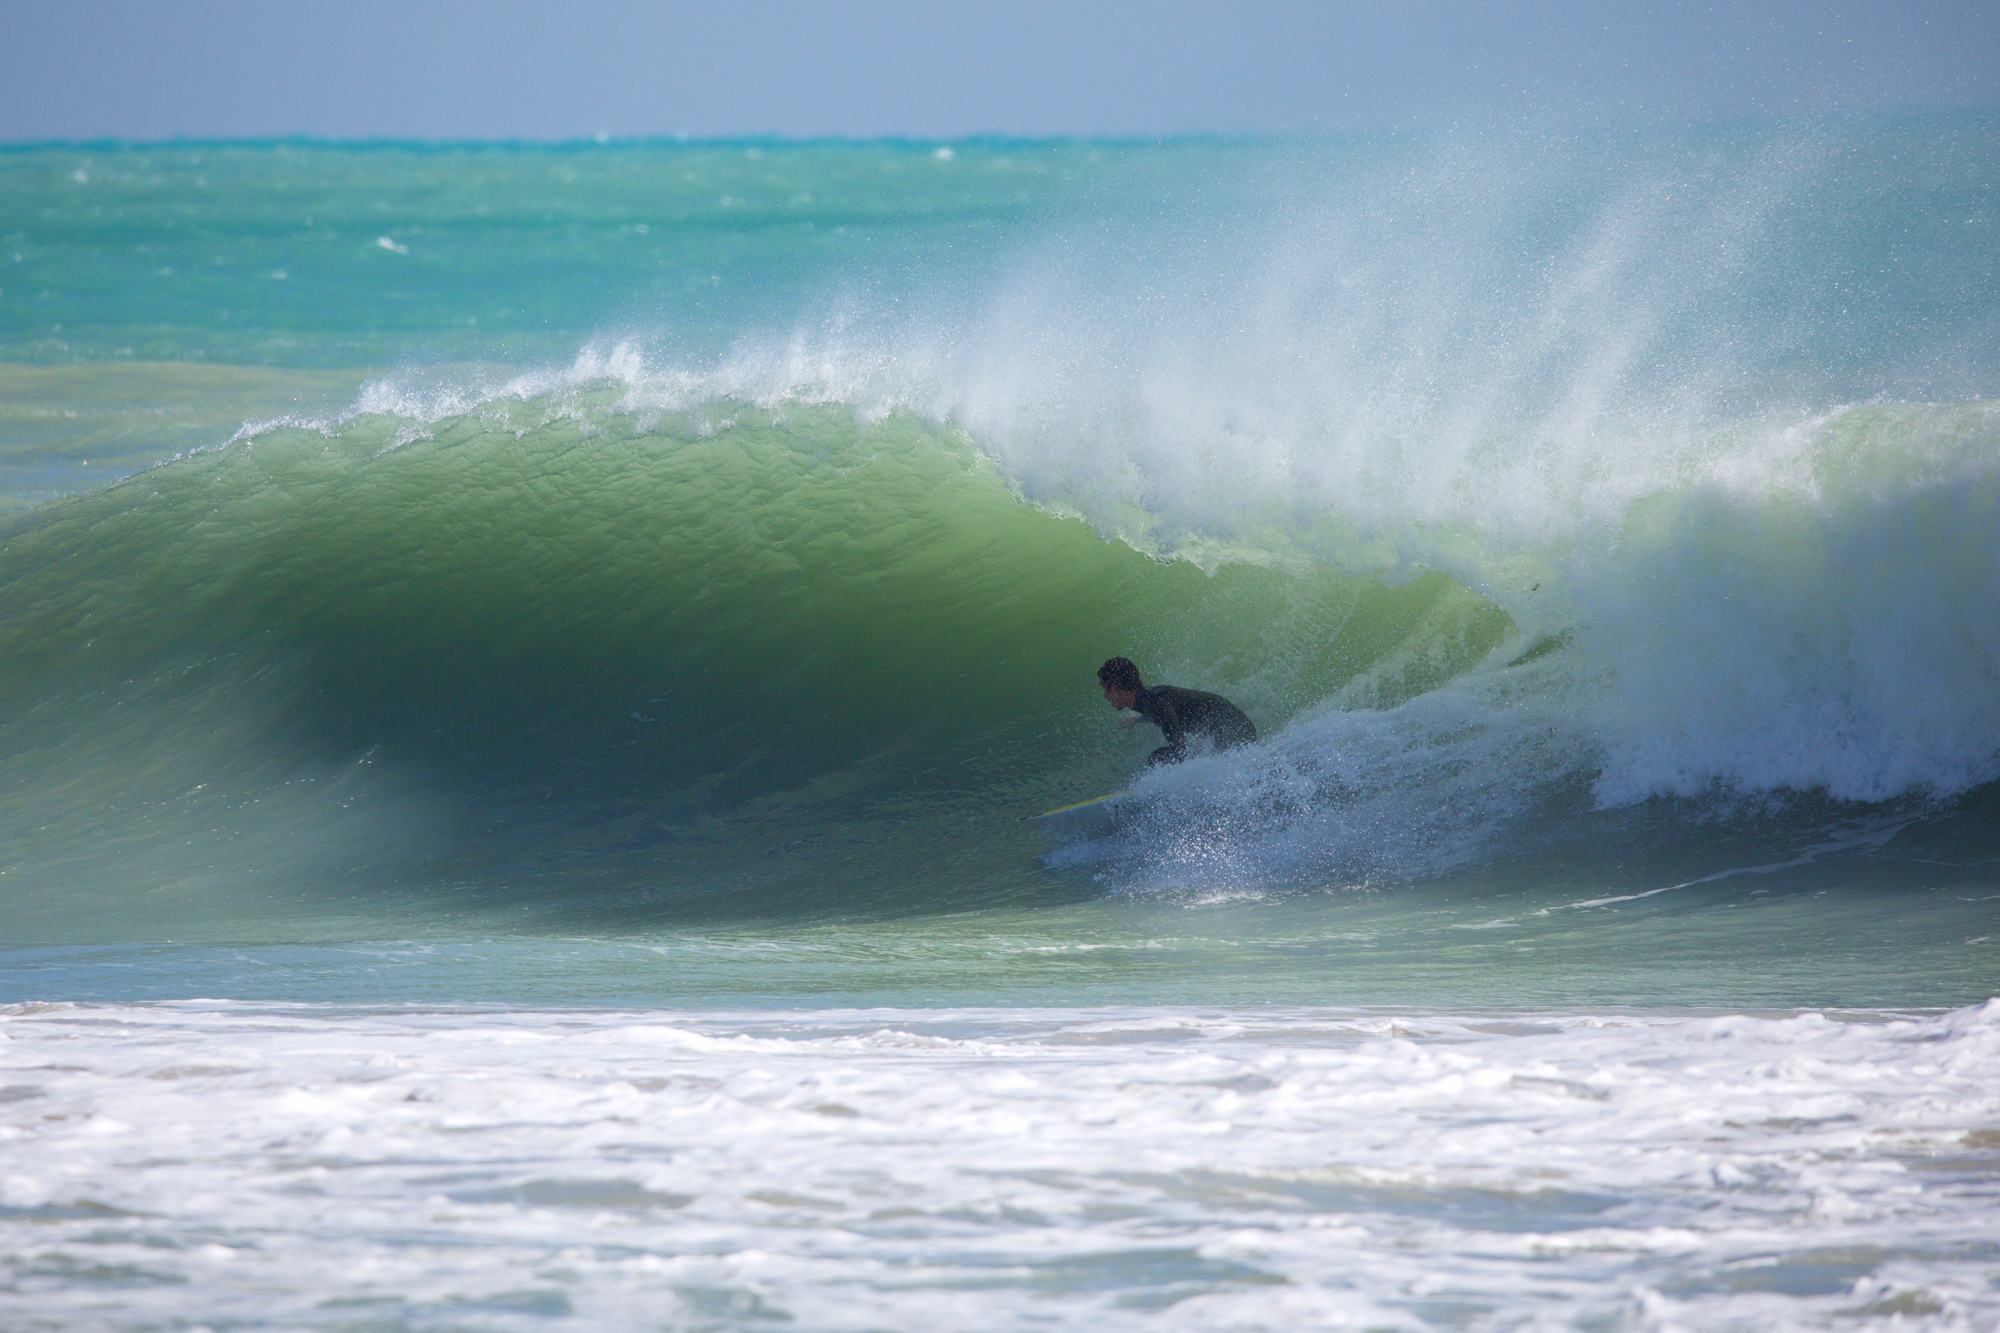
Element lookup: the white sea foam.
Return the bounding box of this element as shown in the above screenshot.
[3,1000,1996,1329]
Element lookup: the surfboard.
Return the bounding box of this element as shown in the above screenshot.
[1021,790,1136,839]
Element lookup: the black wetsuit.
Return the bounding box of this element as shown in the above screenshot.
[1132,685,1256,766]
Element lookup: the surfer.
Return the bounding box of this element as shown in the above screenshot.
[1097,657,1256,767]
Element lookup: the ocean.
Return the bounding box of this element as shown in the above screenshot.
[1,124,1997,1329]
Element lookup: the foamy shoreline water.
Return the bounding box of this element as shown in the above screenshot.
[3,1000,1996,1330]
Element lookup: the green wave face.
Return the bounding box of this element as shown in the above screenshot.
[0,395,1511,938]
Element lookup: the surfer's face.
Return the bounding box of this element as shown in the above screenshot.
[1102,685,1137,710]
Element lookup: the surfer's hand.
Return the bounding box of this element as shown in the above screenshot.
[1117,713,1140,730]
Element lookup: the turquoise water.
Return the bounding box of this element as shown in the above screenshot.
[2,125,1998,1329]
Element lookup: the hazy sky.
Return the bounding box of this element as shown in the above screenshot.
[5,1,1998,142]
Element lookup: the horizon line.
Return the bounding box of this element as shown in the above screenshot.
[7,108,1997,154]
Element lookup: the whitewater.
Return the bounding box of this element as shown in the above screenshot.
[1,124,1997,1329]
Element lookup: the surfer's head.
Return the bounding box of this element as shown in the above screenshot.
[1098,657,1142,709]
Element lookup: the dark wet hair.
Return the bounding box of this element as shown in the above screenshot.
[1097,657,1143,692]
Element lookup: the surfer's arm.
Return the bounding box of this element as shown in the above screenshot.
[1123,692,1185,745]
